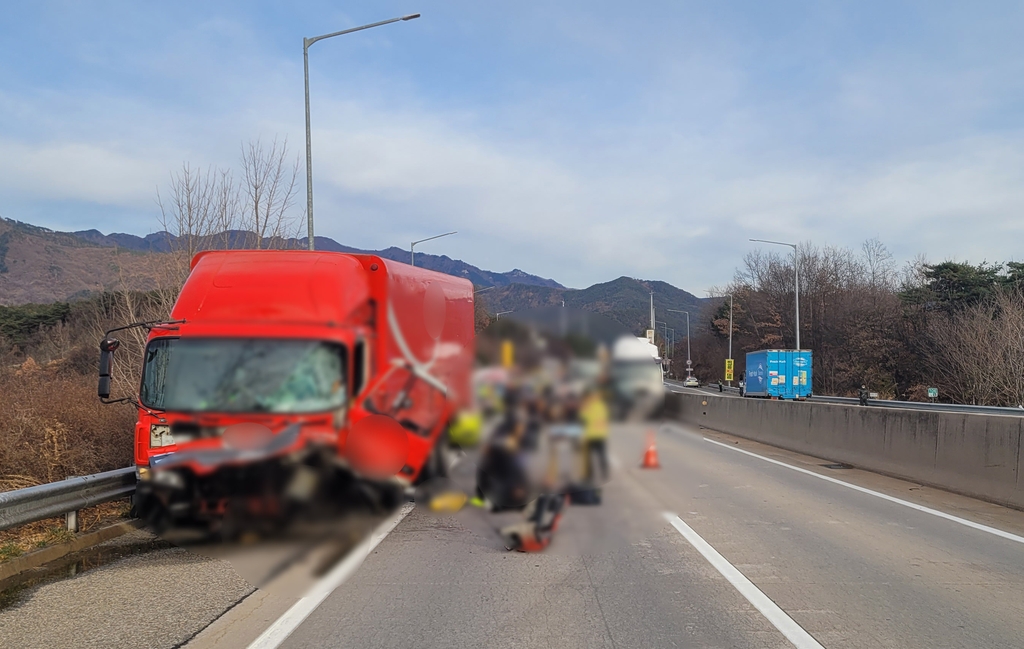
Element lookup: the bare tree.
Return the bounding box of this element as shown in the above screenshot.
[862,237,896,293]
[239,137,303,249]
[156,163,240,289]
[925,300,1002,405]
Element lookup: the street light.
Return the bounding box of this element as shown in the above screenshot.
[667,309,690,376]
[410,231,456,267]
[654,321,674,359]
[722,293,734,386]
[750,239,800,350]
[303,13,421,251]
[474,286,496,294]
[496,311,513,319]
[655,319,667,357]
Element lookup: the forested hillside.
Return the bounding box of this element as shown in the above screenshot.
[681,238,1024,406]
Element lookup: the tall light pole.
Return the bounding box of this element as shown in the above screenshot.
[667,309,690,376]
[410,231,456,267]
[303,13,421,251]
[750,239,800,350]
[655,319,668,358]
[726,293,734,386]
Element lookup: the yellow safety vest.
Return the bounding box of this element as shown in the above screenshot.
[580,396,609,441]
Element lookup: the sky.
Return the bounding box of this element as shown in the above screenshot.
[2,1,1023,292]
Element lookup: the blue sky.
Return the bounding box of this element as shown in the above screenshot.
[2,1,1023,291]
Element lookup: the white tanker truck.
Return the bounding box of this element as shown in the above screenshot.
[607,335,665,420]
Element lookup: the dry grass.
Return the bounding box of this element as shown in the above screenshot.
[0,500,133,563]
[0,359,137,563]
[0,364,136,488]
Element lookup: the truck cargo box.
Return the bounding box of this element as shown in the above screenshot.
[744,349,812,399]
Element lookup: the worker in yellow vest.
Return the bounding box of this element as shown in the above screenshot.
[578,388,610,485]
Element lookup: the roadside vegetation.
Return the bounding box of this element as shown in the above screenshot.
[680,238,1024,406]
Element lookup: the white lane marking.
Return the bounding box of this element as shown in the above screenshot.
[663,512,825,649]
[703,437,1024,545]
[247,503,415,649]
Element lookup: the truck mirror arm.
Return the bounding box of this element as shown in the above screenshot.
[104,319,186,338]
[99,393,164,417]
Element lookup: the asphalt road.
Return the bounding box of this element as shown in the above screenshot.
[664,380,742,398]
[4,421,1024,648]
[269,422,1024,649]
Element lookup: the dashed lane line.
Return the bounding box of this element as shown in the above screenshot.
[246,503,415,649]
[663,512,826,649]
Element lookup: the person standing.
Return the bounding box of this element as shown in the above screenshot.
[579,388,610,486]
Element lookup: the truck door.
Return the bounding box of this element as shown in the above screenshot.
[361,365,446,439]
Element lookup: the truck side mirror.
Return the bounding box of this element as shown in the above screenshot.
[98,337,120,399]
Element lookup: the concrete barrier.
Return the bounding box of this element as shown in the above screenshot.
[667,391,1024,511]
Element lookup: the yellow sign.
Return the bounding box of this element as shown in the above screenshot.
[725,359,734,371]
[725,369,734,381]
[501,340,514,368]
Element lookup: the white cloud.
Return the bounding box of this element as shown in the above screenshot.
[0,139,167,206]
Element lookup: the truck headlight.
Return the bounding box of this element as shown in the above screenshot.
[153,469,185,490]
[150,424,174,448]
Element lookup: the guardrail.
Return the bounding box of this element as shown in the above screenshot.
[0,467,136,532]
[664,380,1024,416]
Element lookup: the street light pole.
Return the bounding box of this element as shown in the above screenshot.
[410,231,456,267]
[303,13,421,251]
[727,294,733,360]
[727,293,733,386]
[655,318,668,357]
[666,309,690,376]
[750,239,800,350]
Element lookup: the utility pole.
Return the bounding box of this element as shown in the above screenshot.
[650,291,655,333]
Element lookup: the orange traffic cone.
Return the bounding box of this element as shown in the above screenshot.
[641,430,660,469]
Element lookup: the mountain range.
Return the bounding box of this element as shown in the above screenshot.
[69,226,564,290]
[0,217,707,336]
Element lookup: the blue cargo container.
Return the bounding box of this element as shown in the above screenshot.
[744,349,812,399]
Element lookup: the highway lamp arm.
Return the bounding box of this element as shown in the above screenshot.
[303,13,421,251]
[749,239,800,351]
[410,231,457,266]
[306,14,421,48]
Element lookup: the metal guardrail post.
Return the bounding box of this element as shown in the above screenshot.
[65,474,79,533]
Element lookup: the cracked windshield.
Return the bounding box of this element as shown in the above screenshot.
[140,339,346,413]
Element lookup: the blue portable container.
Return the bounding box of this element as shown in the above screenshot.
[743,349,812,399]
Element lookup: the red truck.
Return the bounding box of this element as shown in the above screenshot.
[98,250,474,533]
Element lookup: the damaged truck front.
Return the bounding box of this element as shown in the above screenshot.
[98,250,474,535]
